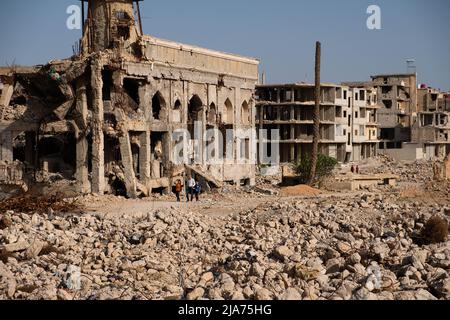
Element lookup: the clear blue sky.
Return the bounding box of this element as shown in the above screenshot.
[1,0,449,90]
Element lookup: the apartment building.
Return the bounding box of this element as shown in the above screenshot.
[348,85,380,161]
[255,83,379,164]
[413,86,450,158]
[370,74,417,151]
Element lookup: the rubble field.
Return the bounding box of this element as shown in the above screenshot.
[0,159,449,300]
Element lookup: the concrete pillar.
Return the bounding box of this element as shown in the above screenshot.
[76,80,89,129]
[74,80,90,193]
[139,131,151,187]
[119,131,138,198]
[139,84,152,122]
[0,131,13,163]
[76,136,90,193]
[0,83,14,108]
[91,58,105,194]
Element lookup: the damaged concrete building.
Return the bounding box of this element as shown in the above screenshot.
[413,86,450,158]
[371,73,418,152]
[350,73,450,161]
[255,83,379,164]
[0,0,260,197]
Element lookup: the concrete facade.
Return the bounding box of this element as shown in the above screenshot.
[413,87,450,159]
[0,0,260,197]
[255,83,379,164]
[371,74,417,151]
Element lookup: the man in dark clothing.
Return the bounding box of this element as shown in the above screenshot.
[193,180,201,201]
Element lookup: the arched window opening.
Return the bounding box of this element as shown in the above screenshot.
[152,92,166,120]
[242,101,250,125]
[224,98,234,124]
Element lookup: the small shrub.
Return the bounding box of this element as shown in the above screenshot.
[293,154,338,184]
[421,216,449,244]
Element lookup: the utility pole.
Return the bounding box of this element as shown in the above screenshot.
[308,41,321,185]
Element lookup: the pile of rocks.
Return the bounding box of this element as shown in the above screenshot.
[1,191,449,300]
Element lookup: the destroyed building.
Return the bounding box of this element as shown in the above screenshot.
[413,86,450,158]
[348,74,450,161]
[0,0,260,197]
[371,73,418,151]
[255,83,379,164]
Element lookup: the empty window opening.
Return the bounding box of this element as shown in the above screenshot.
[383,100,393,109]
[188,95,204,140]
[123,78,140,105]
[116,11,131,20]
[421,114,434,126]
[173,99,182,123]
[152,91,166,120]
[224,98,234,124]
[12,133,26,163]
[151,132,166,178]
[207,103,217,124]
[241,101,250,125]
[37,134,76,179]
[380,128,395,140]
[336,106,342,118]
[117,26,130,40]
[102,69,113,101]
[360,90,365,101]
[382,86,392,94]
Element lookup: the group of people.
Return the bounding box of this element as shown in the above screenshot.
[351,165,360,174]
[174,176,201,202]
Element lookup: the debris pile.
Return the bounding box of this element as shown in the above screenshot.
[0,190,449,300]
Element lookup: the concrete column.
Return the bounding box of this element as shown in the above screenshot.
[75,80,90,193]
[76,80,89,129]
[139,131,151,188]
[76,136,90,193]
[91,58,105,194]
[139,84,152,122]
[119,131,138,199]
[290,144,295,162]
[0,83,14,108]
[0,131,13,163]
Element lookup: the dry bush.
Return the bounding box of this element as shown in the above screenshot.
[0,193,81,215]
[421,216,449,244]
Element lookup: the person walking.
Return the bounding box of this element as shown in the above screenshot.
[186,176,196,202]
[174,180,183,202]
[193,180,202,202]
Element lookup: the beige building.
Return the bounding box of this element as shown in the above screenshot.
[0,0,260,197]
[371,73,418,151]
[413,87,450,158]
[255,83,379,164]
